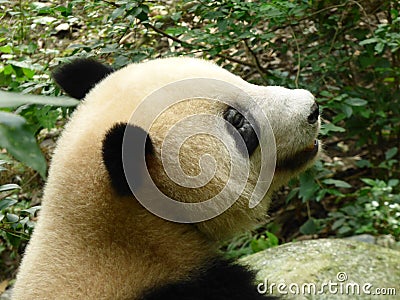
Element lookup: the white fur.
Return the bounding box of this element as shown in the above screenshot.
[12,57,319,299]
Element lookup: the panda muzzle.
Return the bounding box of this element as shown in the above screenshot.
[277,139,319,171]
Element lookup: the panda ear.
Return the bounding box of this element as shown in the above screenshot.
[52,58,114,100]
[102,123,154,196]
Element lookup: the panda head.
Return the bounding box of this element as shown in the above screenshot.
[53,57,320,240]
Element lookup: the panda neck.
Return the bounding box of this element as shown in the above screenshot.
[20,188,217,299]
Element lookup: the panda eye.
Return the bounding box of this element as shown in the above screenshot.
[223,107,259,156]
[232,112,245,128]
[224,108,244,129]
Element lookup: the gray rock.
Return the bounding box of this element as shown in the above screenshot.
[376,235,400,250]
[240,239,400,299]
[0,289,12,300]
[345,234,376,245]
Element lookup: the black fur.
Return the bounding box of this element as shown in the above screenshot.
[102,123,153,196]
[52,58,114,99]
[223,107,259,156]
[307,102,319,124]
[140,258,276,300]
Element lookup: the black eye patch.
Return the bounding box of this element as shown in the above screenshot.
[223,107,259,156]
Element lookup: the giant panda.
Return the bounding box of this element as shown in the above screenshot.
[12,57,320,300]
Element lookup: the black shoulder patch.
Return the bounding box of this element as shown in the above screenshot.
[102,122,153,196]
[140,258,276,300]
[52,58,114,99]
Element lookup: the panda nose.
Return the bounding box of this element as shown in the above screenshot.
[307,102,319,124]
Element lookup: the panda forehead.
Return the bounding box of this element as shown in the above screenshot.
[158,97,258,127]
[150,81,258,118]
[146,91,261,156]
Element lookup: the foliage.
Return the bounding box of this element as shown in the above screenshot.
[0,110,47,178]
[0,92,77,179]
[222,227,279,260]
[326,178,400,238]
[0,160,40,279]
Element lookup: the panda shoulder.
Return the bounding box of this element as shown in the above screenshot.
[141,258,275,300]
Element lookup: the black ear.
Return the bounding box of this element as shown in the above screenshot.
[102,123,154,196]
[52,58,114,100]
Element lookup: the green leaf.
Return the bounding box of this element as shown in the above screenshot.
[341,104,353,118]
[385,147,398,160]
[356,159,372,168]
[3,64,14,76]
[0,91,79,108]
[0,199,18,210]
[0,45,13,54]
[359,108,371,118]
[375,42,385,53]
[384,77,395,83]
[8,60,43,71]
[250,239,264,252]
[340,205,359,216]
[110,7,126,20]
[360,38,378,46]
[5,232,23,246]
[361,178,376,186]
[320,123,346,135]
[21,205,41,216]
[337,225,352,235]
[391,8,399,19]
[286,187,299,203]
[0,183,20,192]
[266,231,279,246]
[6,213,19,223]
[299,172,319,202]
[0,111,47,178]
[323,179,352,188]
[300,218,317,235]
[344,98,368,106]
[171,12,182,22]
[332,218,345,230]
[319,90,334,97]
[0,111,25,126]
[136,5,149,21]
[22,68,35,79]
